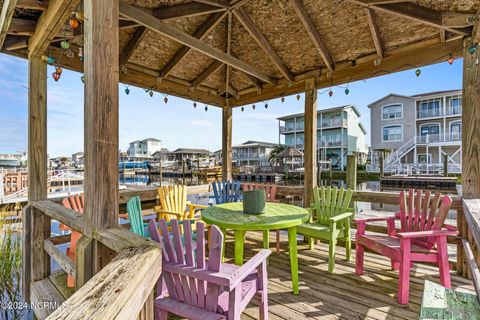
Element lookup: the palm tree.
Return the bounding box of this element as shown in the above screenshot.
[268,145,286,168]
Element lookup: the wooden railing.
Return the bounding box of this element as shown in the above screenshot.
[460,199,480,298]
[23,200,161,319]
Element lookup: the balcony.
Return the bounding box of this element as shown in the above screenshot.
[280,126,296,134]
[446,105,462,116]
[417,109,443,119]
[320,118,346,128]
[319,139,343,147]
[416,132,462,144]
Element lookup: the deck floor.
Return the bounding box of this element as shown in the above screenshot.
[222,231,476,320]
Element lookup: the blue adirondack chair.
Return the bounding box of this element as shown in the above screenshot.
[211,180,242,204]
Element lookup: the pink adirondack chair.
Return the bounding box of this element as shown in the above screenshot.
[354,189,457,304]
[242,183,281,254]
[148,218,271,320]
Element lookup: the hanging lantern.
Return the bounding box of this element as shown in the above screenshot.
[328,90,333,97]
[204,106,208,112]
[78,47,83,60]
[55,67,63,75]
[264,103,268,109]
[468,43,478,55]
[164,96,168,104]
[296,94,301,101]
[149,90,154,97]
[60,40,70,50]
[281,97,285,103]
[66,49,74,58]
[47,56,55,64]
[52,72,61,82]
[69,17,80,30]
[125,87,130,95]
[252,104,256,110]
[447,54,455,65]
[415,69,421,77]
[241,106,244,112]
[81,75,85,83]
[193,102,197,108]
[345,88,350,95]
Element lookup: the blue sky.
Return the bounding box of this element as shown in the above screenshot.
[0,53,463,157]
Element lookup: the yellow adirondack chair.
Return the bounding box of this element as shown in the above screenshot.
[154,185,208,221]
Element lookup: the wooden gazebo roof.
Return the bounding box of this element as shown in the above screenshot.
[1,0,478,108]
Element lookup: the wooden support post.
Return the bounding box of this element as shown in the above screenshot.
[303,78,317,207]
[222,106,232,181]
[347,154,357,190]
[84,0,119,273]
[443,154,449,177]
[27,55,49,300]
[379,153,384,178]
[462,38,480,198]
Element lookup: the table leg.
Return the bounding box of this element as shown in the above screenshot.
[263,230,269,249]
[288,226,299,295]
[234,230,246,266]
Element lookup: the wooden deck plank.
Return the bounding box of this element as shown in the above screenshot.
[226,231,476,320]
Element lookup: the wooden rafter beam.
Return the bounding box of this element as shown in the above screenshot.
[349,1,473,35]
[119,2,277,84]
[289,0,335,71]
[119,26,147,67]
[192,0,229,8]
[473,9,480,43]
[225,12,232,98]
[191,60,224,88]
[356,0,413,4]
[365,8,384,58]
[28,0,80,57]
[16,0,47,11]
[233,7,293,81]
[0,0,18,50]
[153,2,226,20]
[158,11,226,79]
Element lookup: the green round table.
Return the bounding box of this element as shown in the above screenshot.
[201,202,309,294]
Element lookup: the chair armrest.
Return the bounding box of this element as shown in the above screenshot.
[153,207,182,217]
[189,203,209,210]
[397,229,457,239]
[329,212,353,223]
[353,216,397,225]
[229,249,271,289]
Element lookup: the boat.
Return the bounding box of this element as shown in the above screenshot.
[0,153,27,167]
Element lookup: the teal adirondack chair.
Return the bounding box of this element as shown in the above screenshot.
[297,186,354,273]
[127,196,150,237]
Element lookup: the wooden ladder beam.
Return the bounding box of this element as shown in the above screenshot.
[120,2,277,84]
[0,0,18,49]
[289,0,335,71]
[233,7,294,81]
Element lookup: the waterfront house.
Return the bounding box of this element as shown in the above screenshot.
[278,105,368,170]
[215,140,277,170]
[368,90,462,174]
[127,138,162,159]
[151,148,171,162]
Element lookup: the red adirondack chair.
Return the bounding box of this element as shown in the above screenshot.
[243,183,281,254]
[148,218,270,320]
[354,189,457,304]
[61,193,84,288]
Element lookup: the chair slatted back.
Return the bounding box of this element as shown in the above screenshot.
[157,185,189,220]
[243,183,277,202]
[127,196,146,237]
[212,180,241,204]
[149,218,223,312]
[399,189,452,248]
[61,193,84,213]
[312,186,353,226]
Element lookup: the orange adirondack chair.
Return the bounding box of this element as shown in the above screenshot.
[355,189,456,304]
[61,193,84,288]
[242,183,281,254]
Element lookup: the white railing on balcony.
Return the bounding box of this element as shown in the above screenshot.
[320,118,346,128]
[417,109,443,119]
[446,105,462,116]
[416,132,462,144]
[389,163,461,175]
[318,139,343,147]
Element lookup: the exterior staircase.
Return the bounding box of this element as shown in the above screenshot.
[384,137,416,171]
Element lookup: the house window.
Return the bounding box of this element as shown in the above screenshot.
[382,104,403,120]
[382,125,402,142]
[450,122,462,141]
[449,97,462,114]
[420,124,440,136]
[418,154,432,164]
[419,100,441,117]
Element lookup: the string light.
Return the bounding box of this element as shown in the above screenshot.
[204,105,208,112]
[328,89,333,97]
[447,54,455,65]
[81,75,84,83]
[468,43,478,55]
[193,102,197,108]
[264,102,268,109]
[281,96,285,103]
[60,40,70,50]
[415,69,421,77]
[47,56,55,64]
[163,95,169,104]
[296,94,301,101]
[241,106,244,112]
[124,84,130,95]
[252,104,256,110]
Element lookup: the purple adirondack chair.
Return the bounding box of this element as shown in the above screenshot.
[148,218,271,320]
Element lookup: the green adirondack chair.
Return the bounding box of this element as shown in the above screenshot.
[127,196,149,237]
[297,186,354,273]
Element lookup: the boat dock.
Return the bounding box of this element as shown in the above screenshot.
[380,176,458,193]
[235,172,284,183]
